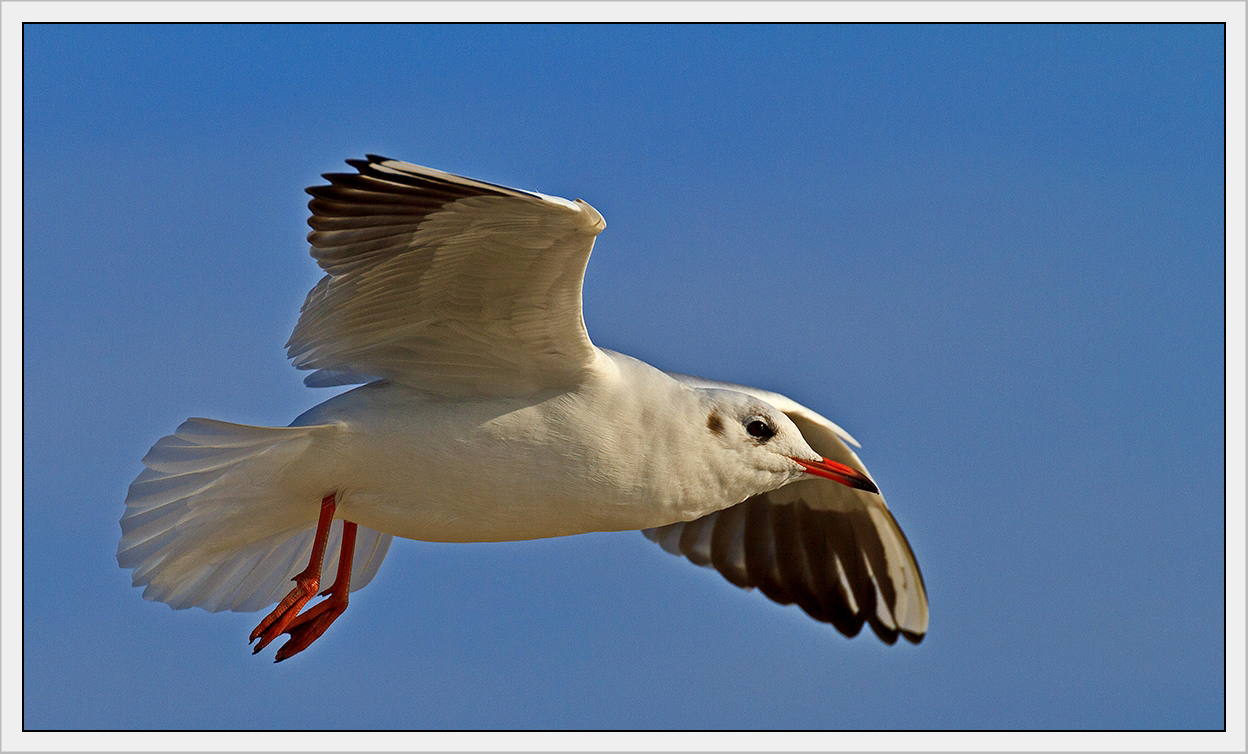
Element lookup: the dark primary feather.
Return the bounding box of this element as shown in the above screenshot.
[646,489,926,644]
[304,154,535,276]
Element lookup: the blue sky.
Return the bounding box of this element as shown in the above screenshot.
[15,19,1233,735]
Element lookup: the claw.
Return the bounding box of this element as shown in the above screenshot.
[249,572,321,652]
[273,594,348,662]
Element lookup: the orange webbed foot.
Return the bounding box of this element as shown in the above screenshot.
[252,516,359,662]
[249,571,321,653]
[272,592,349,662]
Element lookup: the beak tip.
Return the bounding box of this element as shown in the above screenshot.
[790,455,880,495]
[853,476,881,495]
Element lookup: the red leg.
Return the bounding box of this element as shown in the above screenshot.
[273,521,358,662]
[249,493,336,653]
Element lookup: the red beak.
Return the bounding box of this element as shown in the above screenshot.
[789,456,880,494]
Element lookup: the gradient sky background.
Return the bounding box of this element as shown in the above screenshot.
[19,21,1228,733]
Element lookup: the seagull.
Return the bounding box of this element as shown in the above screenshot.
[117,155,928,661]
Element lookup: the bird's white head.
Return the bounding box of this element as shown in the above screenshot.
[696,388,878,500]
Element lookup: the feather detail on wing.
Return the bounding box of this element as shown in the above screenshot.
[646,376,928,644]
[288,156,607,396]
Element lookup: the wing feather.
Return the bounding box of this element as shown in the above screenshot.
[288,156,607,395]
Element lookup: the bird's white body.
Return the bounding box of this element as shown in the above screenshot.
[290,351,809,543]
[118,156,928,652]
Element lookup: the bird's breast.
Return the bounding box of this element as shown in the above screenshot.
[293,381,726,543]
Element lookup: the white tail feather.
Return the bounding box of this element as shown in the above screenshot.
[117,418,392,612]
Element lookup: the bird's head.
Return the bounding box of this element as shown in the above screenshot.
[696,388,878,501]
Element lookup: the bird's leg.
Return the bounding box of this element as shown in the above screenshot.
[272,520,358,662]
[249,493,337,653]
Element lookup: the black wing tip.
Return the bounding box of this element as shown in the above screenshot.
[305,176,358,198]
[869,622,902,645]
[801,601,928,647]
[326,155,397,181]
[866,619,925,646]
[815,608,866,639]
[303,155,507,219]
[313,155,524,202]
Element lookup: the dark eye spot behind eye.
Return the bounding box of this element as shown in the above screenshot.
[707,411,724,435]
[746,419,776,441]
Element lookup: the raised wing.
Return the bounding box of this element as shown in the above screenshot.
[645,375,928,644]
[287,156,608,396]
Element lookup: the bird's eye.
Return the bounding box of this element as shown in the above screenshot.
[745,419,776,441]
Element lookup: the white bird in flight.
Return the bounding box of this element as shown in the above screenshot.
[118,156,928,661]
